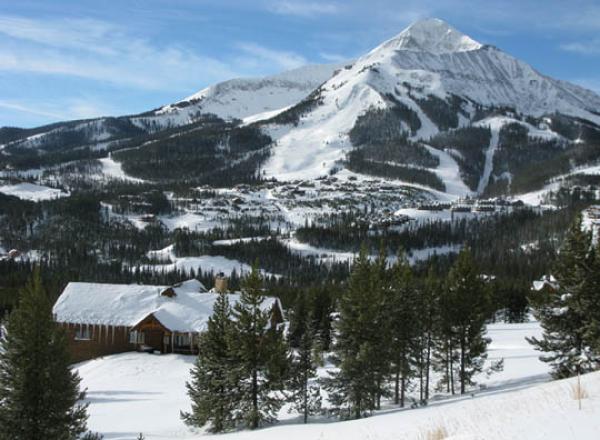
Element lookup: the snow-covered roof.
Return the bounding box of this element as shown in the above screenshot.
[53,279,280,333]
[532,275,558,292]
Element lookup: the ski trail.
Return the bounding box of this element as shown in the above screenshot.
[423,144,472,198]
[477,129,499,194]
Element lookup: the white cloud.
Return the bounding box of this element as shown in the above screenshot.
[0,15,282,91]
[235,42,308,71]
[267,1,339,17]
[560,40,600,56]
[318,52,351,63]
[0,98,115,121]
[0,15,119,55]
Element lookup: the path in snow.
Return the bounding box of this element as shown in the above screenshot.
[98,155,144,183]
[423,145,472,197]
[477,127,499,194]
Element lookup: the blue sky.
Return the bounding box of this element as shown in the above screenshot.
[1,0,600,128]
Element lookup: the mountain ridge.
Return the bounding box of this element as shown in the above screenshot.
[2,18,600,199]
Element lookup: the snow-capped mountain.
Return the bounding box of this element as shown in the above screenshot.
[3,18,600,199]
[260,18,600,185]
[133,63,342,129]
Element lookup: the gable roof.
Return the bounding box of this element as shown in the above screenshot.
[53,279,280,333]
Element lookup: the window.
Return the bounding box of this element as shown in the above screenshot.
[75,326,91,341]
[128,331,144,344]
[175,333,191,347]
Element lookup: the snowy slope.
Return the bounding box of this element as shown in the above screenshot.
[262,18,600,187]
[134,63,342,129]
[0,182,69,201]
[75,321,573,440]
[5,18,600,199]
[4,64,341,154]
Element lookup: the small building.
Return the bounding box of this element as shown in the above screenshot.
[532,275,559,295]
[53,279,284,363]
[7,249,20,259]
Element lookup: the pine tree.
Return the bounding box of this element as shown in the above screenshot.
[325,246,383,418]
[432,283,459,395]
[528,216,600,378]
[288,292,309,349]
[287,323,322,423]
[582,246,600,356]
[414,268,440,403]
[230,265,289,429]
[388,251,417,407]
[181,292,236,432]
[0,270,88,440]
[445,249,491,394]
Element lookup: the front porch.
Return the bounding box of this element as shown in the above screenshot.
[130,313,198,355]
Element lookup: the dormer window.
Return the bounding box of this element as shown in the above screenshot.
[160,287,176,298]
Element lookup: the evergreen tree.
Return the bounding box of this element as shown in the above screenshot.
[230,265,289,429]
[388,251,417,406]
[0,270,88,440]
[325,246,383,418]
[287,323,322,423]
[528,216,600,378]
[445,249,491,394]
[432,279,459,395]
[288,292,309,349]
[181,292,236,432]
[582,246,600,355]
[414,268,440,403]
[370,247,392,410]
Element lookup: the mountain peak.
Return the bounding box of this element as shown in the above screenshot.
[381,18,483,54]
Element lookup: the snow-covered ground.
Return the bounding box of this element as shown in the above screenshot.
[283,238,460,265]
[98,156,144,183]
[75,321,573,440]
[0,182,69,201]
[515,162,600,206]
[144,245,275,277]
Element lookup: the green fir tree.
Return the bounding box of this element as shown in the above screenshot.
[528,215,600,378]
[230,265,289,429]
[0,270,88,440]
[181,292,236,432]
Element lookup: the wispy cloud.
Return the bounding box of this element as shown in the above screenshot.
[560,39,600,55]
[0,98,115,121]
[318,52,351,63]
[0,14,298,92]
[235,42,308,71]
[0,15,119,55]
[266,1,339,17]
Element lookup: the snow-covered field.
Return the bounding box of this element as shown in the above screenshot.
[98,156,144,183]
[144,245,276,277]
[73,321,586,440]
[0,182,69,201]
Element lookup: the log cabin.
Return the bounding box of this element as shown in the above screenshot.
[53,278,284,362]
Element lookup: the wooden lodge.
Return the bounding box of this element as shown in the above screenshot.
[53,278,284,363]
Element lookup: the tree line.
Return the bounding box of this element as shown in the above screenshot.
[183,246,501,431]
[529,214,600,378]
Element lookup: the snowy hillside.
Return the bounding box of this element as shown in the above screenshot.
[73,321,600,440]
[3,18,600,199]
[2,63,341,158]
[261,18,600,186]
[156,63,343,123]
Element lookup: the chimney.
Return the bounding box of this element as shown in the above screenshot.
[214,272,228,293]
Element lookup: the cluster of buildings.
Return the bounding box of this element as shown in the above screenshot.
[417,198,524,213]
